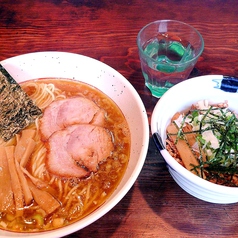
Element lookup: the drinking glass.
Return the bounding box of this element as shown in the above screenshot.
[137,20,204,98]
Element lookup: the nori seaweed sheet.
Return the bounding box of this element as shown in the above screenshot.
[0,64,42,141]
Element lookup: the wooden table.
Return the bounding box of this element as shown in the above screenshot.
[1,0,238,237]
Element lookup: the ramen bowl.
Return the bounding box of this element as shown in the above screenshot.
[151,75,238,204]
[0,52,149,237]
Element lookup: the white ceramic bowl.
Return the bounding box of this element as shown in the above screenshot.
[151,75,238,204]
[0,52,149,237]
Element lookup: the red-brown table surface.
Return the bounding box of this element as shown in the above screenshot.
[1,0,238,237]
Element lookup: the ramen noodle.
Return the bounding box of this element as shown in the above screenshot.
[0,78,131,232]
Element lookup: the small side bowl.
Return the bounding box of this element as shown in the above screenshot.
[151,75,238,204]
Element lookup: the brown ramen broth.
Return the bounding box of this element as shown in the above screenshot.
[0,78,130,232]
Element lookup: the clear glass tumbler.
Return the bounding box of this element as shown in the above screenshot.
[137,20,204,98]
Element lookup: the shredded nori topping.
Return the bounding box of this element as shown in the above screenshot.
[0,64,42,141]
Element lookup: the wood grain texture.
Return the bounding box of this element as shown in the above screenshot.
[1,0,238,237]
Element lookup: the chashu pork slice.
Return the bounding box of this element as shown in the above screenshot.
[40,97,106,141]
[47,124,114,178]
